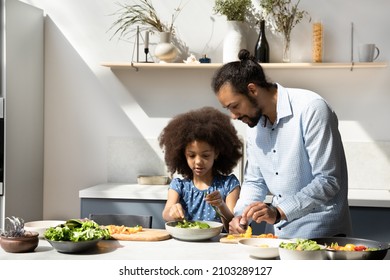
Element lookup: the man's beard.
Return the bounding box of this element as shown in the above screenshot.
[239,95,262,128]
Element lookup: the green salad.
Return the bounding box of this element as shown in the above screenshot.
[175,220,211,229]
[280,239,322,251]
[44,219,110,242]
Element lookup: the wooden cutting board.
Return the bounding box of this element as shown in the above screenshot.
[110,229,171,241]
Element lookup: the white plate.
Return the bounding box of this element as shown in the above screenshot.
[25,220,65,238]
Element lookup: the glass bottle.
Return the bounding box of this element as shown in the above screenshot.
[255,20,270,63]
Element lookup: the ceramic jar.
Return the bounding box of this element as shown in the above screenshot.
[154,32,178,63]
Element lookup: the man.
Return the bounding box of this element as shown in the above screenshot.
[211,49,352,239]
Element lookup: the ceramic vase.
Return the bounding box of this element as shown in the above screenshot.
[223,21,247,63]
[154,32,178,63]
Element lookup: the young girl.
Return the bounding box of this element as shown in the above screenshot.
[159,106,243,231]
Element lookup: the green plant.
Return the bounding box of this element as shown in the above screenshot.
[213,0,253,22]
[0,216,25,237]
[109,0,186,40]
[258,0,310,36]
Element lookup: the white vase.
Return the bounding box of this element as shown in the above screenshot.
[223,21,248,63]
[154,32,178,63]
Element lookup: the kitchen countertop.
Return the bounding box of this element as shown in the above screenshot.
[1,235,389,260]
[79,183,390,208]
[0,235,250,260]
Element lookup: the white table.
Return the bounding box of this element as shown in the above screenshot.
[0,235,253,260]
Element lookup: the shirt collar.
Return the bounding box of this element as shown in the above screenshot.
[274,83,292,125]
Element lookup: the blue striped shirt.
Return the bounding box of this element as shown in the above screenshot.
[235,84,352,239]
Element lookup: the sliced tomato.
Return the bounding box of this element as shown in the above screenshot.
[354,245,367,251]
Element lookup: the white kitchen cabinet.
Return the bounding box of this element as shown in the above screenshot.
[0,0,44,228]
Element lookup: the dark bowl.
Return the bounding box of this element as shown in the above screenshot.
[312,237,389,260]
[0,231,39,253]
[46,238,102,254]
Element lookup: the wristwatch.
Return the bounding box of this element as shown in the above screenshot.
[270,205,281,224]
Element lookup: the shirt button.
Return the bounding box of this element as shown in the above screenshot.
[275,172,278,175]
[273,150,276,153]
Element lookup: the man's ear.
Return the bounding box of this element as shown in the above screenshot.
[247,83,257,97]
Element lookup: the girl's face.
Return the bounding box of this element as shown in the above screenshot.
[185,140,218,178]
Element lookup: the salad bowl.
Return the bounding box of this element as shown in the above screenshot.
[46,238,102,254]
[165,220,223,241]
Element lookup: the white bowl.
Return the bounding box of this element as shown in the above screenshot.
[239,238,290,259]
[24,220,65,238]
[278,243,327,260]
[165,220,223,241]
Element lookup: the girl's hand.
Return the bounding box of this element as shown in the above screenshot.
[169,203,185,220]
[205,190,223,207]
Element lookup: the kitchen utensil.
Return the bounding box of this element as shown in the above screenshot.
[358,43,380,62]
[312,237,389,260]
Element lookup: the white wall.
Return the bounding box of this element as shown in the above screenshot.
[21,0,390,220]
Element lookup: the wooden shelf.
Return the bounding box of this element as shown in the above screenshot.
[101,61,388,71]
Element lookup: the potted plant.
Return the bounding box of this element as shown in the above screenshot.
[109,0,187,63]
[213,0,253,62]
[213,0,253,22]
[258,0,310,62]
[0,216,39,253]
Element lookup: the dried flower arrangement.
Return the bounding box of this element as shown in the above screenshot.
[109,0,186,40]
[258,0,310,37]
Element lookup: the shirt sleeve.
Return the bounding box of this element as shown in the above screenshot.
[234,135,269,216]
[169,177,183,196]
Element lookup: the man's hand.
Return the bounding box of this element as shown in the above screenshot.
[242,201,278,224]
[228,216,247,234]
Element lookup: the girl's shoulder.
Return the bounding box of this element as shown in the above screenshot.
[215,173,239,182]
[170,177,192,189]
[214,174,240,188]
